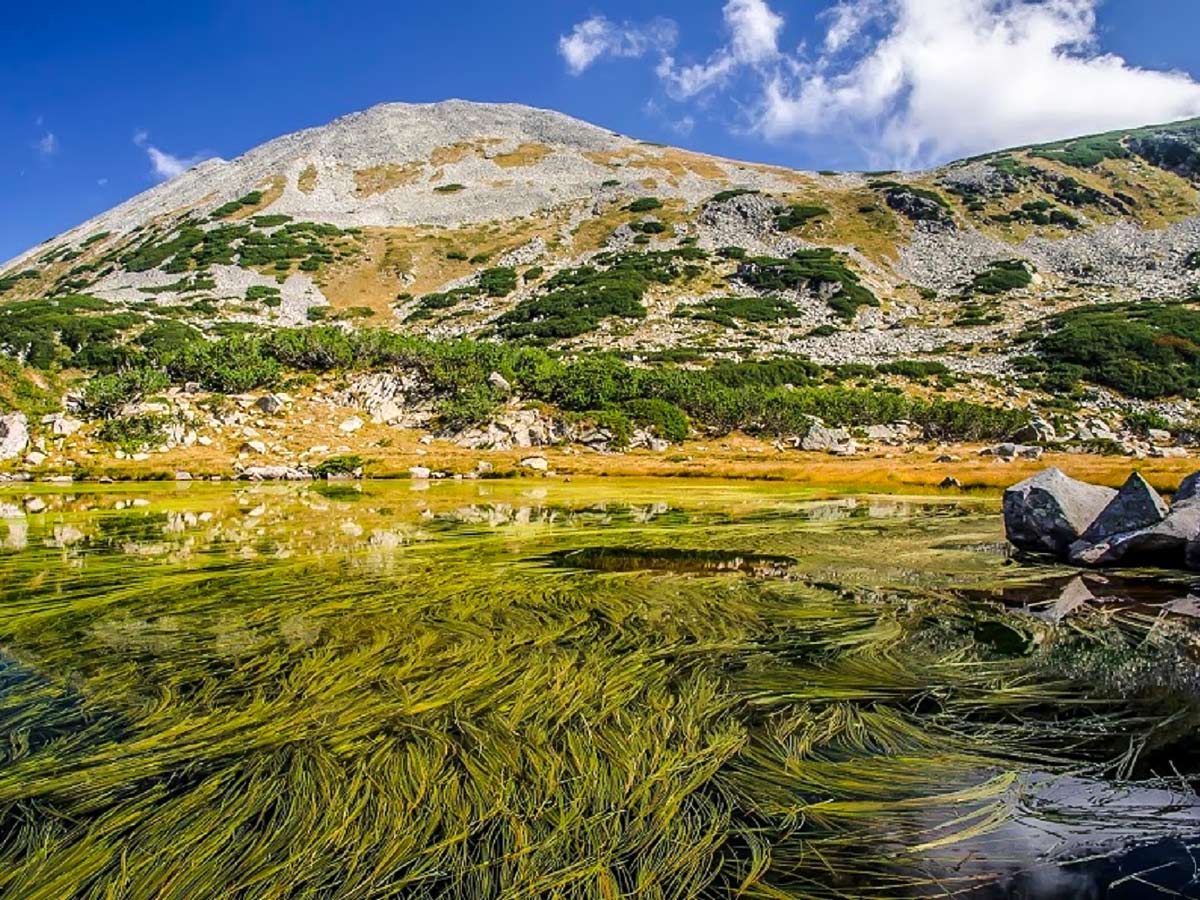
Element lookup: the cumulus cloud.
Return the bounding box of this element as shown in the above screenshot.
[558,15,677,75]
[133,130,205,181]
[759,0,1200,164]
[564,0,1200,167]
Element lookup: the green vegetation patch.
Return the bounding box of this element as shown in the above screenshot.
[1030,300,1200,399]
[733,250,878,321]
[211,191,264,219]
[120,221,355,275]
[497,247,705,341]
[968,259,1033,295]
[0,295,144,370]
[708,188,759,203]
[1029,134,1128,168]
[774,204,829,232]
[625,197,662,213]
[434,183,466,193]
[0,269,40,293]
[674,295,799,328]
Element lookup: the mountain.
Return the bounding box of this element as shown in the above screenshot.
[2,101,1200,476]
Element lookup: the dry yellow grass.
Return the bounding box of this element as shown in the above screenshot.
[493,143,552,168]
[228,175,287,220]
[297,164,318,194]
[26,406,1198,494]
[353,162,424,198]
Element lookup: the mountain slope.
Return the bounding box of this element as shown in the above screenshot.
[2,102,1200,476]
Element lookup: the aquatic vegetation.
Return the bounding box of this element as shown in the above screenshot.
[0,482,1194,898]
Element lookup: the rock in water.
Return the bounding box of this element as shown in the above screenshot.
[1003,468,1116,556]
[1075,472,1168,546]
[1071,496,1200,568]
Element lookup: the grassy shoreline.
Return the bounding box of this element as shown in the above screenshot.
[3,433,1196,494]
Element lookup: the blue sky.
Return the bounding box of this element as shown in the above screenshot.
[4,0,1199,261]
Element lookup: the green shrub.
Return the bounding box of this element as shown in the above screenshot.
[438,386,497,430]
[97,413,169,450]
[968,259,1033,294]
[775,205,829,231]
[734,250,878,321]
[622,398,688,442]
[80,369,170,419]
[0,269,40,293]
[877,360,951,379]
[434,184,465,193]
[446,250,468,261]
[625,197,662,213]
[1029,134,1127,168]
[708,189,759,203]
[211,191,264,218]
[312,454,364,478]
[524,266,544,281]
[478,267,518,296]
[630,220,667,235]
[674,295,799,328]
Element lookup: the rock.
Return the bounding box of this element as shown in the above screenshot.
[488,371,512,393]
[197,435,214,447]
[239,465,312,481]
[242,440,268,455]
[1176,471,1200,503]
[982,443,1043,460]
[255,394,284,414]
[939,476,962,489]
[475,460,494,475]
[1003,468,1117,556]
[0,502,24,518]
[175,471,193,481]
[1013,418,1056,444]
[24,451,47,467]
[371,400,404,425]
[1071,500,1200,568]
[338,417,364,434]
[1075,472,1168,547]
[44,414,84,436]
[521,456,549,471]
[24,497,47,514]
[409,465,432,479]
[1148,428,1172,444]
[0,413,30,461]
[798,418,853,453]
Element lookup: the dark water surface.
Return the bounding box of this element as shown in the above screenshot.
[0,479,1196,898]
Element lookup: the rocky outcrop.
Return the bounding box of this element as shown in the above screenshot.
[0,414,30,462]
[1002,468,1116,556]
[1006,468,1200,571]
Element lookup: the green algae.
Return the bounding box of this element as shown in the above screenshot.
[0,480,1195,898]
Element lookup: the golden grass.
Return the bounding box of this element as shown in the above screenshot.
[297,163,318,194]
[493,142,553,168]
[352,162,424,198]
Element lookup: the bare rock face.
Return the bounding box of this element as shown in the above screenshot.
[1070,500,1200,567]
[0,413,30,462]
[1003,467,1117,556]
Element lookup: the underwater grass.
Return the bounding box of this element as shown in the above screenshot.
[0,483,1194,898]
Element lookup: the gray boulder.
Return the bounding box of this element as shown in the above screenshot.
[1070,499,1200,568]
[1075,472,1167,546]
[1175,470,1200,503]
[1003,468,1116,556]
[0,413,29,461]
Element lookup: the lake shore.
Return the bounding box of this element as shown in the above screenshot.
[3,429,1197,494]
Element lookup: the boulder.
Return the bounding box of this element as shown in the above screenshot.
[1075,472,1168,546]
[1175,470,1200,503]
[1003,468,1116,556]
[255,394,284,415]
[239,465,312,481]
[798,418,853,453]
[487,371,512,394]
[1012,418,1057,444]
[1069,499,1200,568]
[408,465,431,480]
[0,413,30,461]
[521,456,549,471]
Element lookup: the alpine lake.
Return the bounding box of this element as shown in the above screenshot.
[0,477,1197,899]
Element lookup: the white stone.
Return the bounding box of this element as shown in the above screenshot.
[339,417,364,434]
[521,456,549,471]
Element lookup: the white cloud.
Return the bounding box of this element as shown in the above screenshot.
[36,132,58,157]
[97,178,109,186]
[558,15,676,75]
[656,0,782,99]
[133,130,205,181]
[568,0,1200,167]
[757,0,1200,165]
